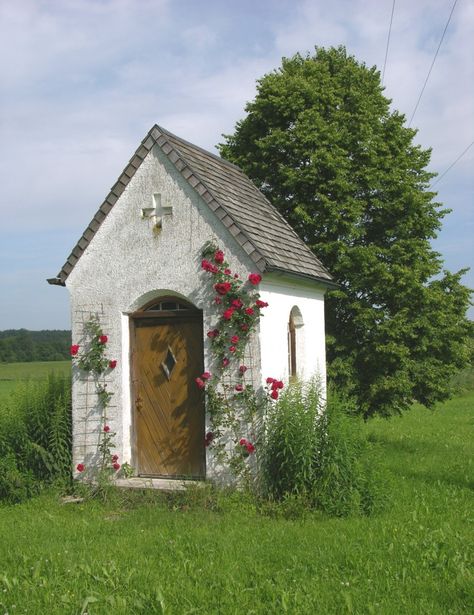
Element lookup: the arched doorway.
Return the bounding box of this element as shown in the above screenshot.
[131,297,205,478]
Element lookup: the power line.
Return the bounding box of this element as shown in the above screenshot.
[408,0,458,127]
[382,0,396,85]
[432,140,474,187]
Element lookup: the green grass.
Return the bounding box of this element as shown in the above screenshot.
[0,361,70,402]
[0,393,473,614]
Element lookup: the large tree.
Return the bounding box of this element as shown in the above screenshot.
[219,46,471,417]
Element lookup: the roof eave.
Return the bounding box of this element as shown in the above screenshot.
[263,266,340,290]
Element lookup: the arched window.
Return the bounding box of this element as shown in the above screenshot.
[288,306,304,380]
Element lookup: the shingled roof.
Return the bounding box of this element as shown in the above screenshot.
[48,124,334,287]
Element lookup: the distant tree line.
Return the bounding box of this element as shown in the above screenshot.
[0,330,72,363]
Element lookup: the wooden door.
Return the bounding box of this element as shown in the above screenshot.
[132,315,205,478]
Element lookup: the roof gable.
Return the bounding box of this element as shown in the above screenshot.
[48,124,333,286]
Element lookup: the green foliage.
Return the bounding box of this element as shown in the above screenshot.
[219,46,472,417]
[0,374,72,502]
[0,393,472,613]
[0,329,71,362]
[260,380,388,516]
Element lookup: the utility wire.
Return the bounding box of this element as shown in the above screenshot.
[408,0,458,126]
[432,140,474,187]
[382,0,396,85]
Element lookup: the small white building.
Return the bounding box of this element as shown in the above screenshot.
[48,124,334,481]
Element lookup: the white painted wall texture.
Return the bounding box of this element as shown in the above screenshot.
[259,275,327,387]
[66,144,327,480]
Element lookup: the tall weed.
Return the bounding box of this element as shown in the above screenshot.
[260,380,388,516]
[0,374,72,503]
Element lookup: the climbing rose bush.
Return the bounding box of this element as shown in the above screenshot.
[71,316,121,479]
[196,243,283,483]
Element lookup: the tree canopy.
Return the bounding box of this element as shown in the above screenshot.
[219,46,471,417]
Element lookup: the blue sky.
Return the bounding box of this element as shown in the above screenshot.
[0,0,472,329]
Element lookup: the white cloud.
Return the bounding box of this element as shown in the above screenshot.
[0,0,472,326]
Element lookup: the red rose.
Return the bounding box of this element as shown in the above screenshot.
[239,365,247,373]
[239,438,248,446]
[99,335,108,344]
[207,329,220,338]
[240,324,249,331]
[248,273,262,285]
[112,454,119,462]
[113,462,121,471]
[103,425,110,433]
[195,377,205,389]
[234,273,239,279]
[245,307,254,316]
[76,463,85,473]
[70,344,80,356]
[109,360,117,369]
[214,250,224,264]
[255,300,269,308]
[229,345,236,353]
[231,299,243,308]
[246,442,255,454]
[201,259,218,273]
[214,282,232,295]
[224,268,232,275]
[223,307,235,320]
[214,296,222,305]
[235,384,244,392]
[231,335,239,344]
[270,389,279,400]
[266,377,275,384]
[222,358,230,367]
[201,372,212,380]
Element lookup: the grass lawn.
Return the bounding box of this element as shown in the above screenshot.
[0,361,70,402]
[0,392,472,614]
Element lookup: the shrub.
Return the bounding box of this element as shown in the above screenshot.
[0,374,72,503]
[259,380,388,516]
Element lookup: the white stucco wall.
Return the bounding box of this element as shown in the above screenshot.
[66,144,328,481]
[258,274,327,389]
[66,145,259,478]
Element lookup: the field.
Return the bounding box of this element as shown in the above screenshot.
[0,363,473,614]
[0,360,70,401]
